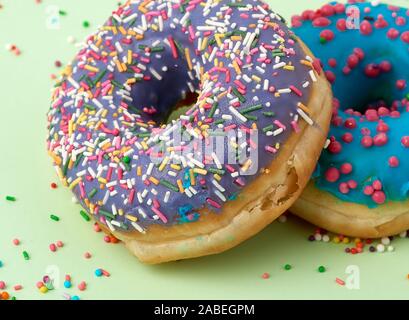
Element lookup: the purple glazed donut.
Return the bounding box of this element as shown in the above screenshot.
[46,0,332,263]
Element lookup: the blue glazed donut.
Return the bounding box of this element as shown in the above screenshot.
[290,1,409,237]
[46,0,332,263]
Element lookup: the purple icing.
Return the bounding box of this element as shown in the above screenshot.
[47,0,316,233]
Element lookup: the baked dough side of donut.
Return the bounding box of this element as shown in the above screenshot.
[106,39,333,264]
[291,183,409,238]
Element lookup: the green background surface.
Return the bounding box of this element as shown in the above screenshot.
[0,0,409,300]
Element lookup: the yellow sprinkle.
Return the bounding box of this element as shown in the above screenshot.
[189,169,196,186]
[115,59,124,72]
[232,60,241,74]
[201,37,208,51]
[251,75,261,82]
[69,177,81,190]
[213,174,222,181]
[297,102,312,114]
[137,166,142,176]
[158,156,169,172]
[127,50,133,64]
[84,65,99,73]
[118,26,127,35]
[177,179,184,193]
[185,48,193,70]
[283,65,295,71]
[141,141,148,150]
[149,176,159,185]
[125,214,137,222]
[98,177,107,184]
[170,164,181,171]
[300,60,313,68]
[241,159,252,173]
[193,168,207,175]
[231,35,242,41]
[215,33,224,47]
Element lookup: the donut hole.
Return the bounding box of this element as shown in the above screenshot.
[166,92,199,124]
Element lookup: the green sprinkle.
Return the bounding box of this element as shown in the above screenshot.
[159,179,179,192]
[232,87,246,103]
[208,102,219,118]
[284,264,292,271]
[84,104,96,111]
[83,21,90,28]
[74,154,84,168]
[406,93,409,100]
[228,2,246,7]
[99,209,115,220]
[240,104,263,114]
[80,210,91,222]
[50,214,60,222]
[208,168,225,175]
[244,114,257,121]
[151,46,165,52]
[319,36,327,44]
[318,266,326,273]
[262,124,274,133]
[0,261,3,267]
[58,10,67,16]
[23,251,29,261]
[214,119,225,125]
[262,111,276,117]
[122,156,131,164]
[111,80,125,90]
[6,195,16,201]
[94,69,107,84]
[88,188,98,199]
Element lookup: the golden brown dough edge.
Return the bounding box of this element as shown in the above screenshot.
[106,39,333,264]
[290,182,409,238]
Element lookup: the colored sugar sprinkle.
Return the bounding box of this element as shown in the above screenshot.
[318,266,326,273]
[82,20,90,28]
[22,251,30,261]
[80,210,90,221]
[284,264,292,271]
[50,214,60,221]
[5,195,16,201]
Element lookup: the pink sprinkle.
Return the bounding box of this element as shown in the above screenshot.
[78,281,86,291]
[401,136,409,148]
[339,183,350,194]
[372,180,382,191]
[340,163,353,175]
[0,281,6,290]
[360,136,373,148]
[206,198,221,209]
[325,167,340,183]
[336,278,345,286]
[151,206,168,223]
[363,185,374,196]
[372,191,386,204]
[373,133,388,146]
[49,243,57,252]
[388,156,399,168]
[14,285,23,291]
[56,241,64,248]
[12,238,20,246]
[84,252,92,259]
[261,272,270,279]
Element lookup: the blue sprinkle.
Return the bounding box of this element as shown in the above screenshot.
[95,268,103,277]
[71,295,80,300]
[64,280,72,288]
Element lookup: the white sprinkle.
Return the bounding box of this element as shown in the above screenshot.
[297,108,314,126]
[229,106,247,122]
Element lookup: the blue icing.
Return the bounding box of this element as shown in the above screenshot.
[292,1,409,207]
